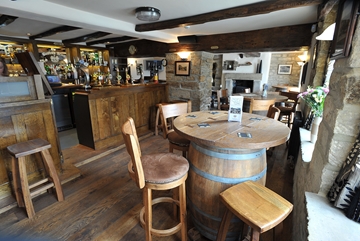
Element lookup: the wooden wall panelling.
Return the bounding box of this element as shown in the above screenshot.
[0,99,61,199]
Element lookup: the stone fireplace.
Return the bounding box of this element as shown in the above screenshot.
[232,79,254,93]
[223,73,262,95]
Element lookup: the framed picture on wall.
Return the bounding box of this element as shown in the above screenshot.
[331,0,360,59]
[175,61,191,76]
[278,64,292,75]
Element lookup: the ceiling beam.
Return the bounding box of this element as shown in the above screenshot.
[167,24,313,53]
[62,32,111,44]
[135,0,323,32]
[29,26,81,40]
[113,24,312,57]
[86,36,137,46]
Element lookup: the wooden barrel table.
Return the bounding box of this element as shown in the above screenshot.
[173,111,290,241]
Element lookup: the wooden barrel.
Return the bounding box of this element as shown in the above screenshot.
[187,142,267,241]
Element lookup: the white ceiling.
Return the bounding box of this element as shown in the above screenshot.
[0,0,318,45]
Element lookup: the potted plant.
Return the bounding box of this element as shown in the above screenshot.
[298,86,329,143]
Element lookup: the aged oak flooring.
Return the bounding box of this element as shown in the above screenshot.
[0,134,294,241]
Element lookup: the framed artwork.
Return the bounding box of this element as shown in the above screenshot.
[175,61,191,76]
[331,0,360,59]
[277,64,292,75]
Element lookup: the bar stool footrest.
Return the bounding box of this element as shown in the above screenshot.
[139,196,182,237]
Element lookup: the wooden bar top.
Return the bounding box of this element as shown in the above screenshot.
[173,111,290,150]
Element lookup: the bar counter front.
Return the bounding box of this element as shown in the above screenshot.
[74,83,168,150]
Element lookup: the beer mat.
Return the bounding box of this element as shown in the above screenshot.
[238,132,252,138]
[209,111,219,115]
[186,115,197,118]
[249,117,262,121]
[198,123,210,128]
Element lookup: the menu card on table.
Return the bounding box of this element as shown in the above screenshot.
[228,96,244,122]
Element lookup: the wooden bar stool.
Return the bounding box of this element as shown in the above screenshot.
[7,138,64,219]
[122,117,189,241]
[216,181,293,241]
[155,100,187,137]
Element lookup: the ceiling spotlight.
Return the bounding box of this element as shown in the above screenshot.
[135,7,161,21]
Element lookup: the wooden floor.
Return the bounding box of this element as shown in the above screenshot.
[0,134,294,241]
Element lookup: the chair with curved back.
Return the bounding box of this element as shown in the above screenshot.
[159,100,191,158]
[248,99,276,114]
[122,117,189,241]
[277,91,300,128]
[266,104,281,120]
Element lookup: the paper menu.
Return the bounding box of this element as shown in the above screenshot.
[228,96,244,122]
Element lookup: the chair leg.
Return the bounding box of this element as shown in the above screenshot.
[250,229,260,241]
[11,156,24,207]
[155,108,160,136]
[172,187,179,220]
[40,149,64,201]
[18,157,35,219]
[179,183,187,241]
[143,187,153,241]
[216,209,233,241]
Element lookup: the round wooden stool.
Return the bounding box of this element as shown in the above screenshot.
[7,138,64,219]
[216,181,293,241]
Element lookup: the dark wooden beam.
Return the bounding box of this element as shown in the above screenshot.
[62,32,111,44]
[86,36,137,46]
[167,24,313,53]
[113,40,168,58]
[135,0,323,32]
[29,26,81,40]
[113,24,313,57]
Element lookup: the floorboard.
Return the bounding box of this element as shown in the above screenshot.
[0,134,294,241]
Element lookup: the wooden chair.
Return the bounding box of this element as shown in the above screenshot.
[154,100,185,136]
[159,100,191,158]
[7,138,64,219]
[217,89,229,110]
[216,181,293,241]
[266,105,281,155]
[249,99,276,113]
[277,91,300,128]
[266,104,281,120]
[122,117,189,241]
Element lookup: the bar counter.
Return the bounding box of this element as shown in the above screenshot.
[73,83,168,150]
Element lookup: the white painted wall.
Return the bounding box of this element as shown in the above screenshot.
[128,57,166,81]
[221,52,272,89]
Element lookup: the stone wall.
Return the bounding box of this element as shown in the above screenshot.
[268,52,303,90]
[292,15,360,241]
[166,51,214,111]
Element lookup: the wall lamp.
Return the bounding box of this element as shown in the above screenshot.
[177,52,190,60]
[316,23,336,41]
[297,51,308,66]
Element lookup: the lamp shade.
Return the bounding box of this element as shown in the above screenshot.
[135,7,161,21]
[316,23,336,40]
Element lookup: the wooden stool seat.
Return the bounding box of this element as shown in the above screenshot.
[123,117,189,241]
[7,138,64,219]
[216,181,293,241]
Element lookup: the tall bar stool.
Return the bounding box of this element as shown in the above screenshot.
[7,138,64,219]
[122,117,189,241]
[216,181,293,241]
